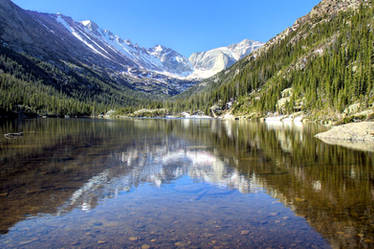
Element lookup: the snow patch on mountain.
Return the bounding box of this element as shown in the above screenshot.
[55,15,71,31]
[55,15,112,59]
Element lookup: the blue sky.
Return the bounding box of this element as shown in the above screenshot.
[12,0,320,57]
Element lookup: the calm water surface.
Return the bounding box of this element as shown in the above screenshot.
[0,119,374,248]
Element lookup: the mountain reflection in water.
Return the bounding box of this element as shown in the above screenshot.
[61,142,261,214]
[0,118,373,249]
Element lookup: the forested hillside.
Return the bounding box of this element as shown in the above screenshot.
[0,0,184,117]
[0,44,153,117]
[166,0,374,120]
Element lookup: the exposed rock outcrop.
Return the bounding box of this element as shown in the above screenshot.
[315,122,374,152]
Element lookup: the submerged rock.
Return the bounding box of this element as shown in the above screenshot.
[141,244,150,249]
[4,132,23,139]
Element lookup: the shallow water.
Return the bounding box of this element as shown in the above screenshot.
[0,118,373,248]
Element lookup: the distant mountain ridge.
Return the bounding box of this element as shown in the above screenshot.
[53,16,263,80]
[63,17,263,80]
[77,19,193,77]
[0,0,263,97]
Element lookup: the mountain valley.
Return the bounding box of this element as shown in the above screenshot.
[0,0,373,125]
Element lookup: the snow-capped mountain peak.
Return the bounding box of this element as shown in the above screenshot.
[81,20,92,26]
[188,39,264,79]
[55,16,263,80]
[68,20,190,75]
[148,44,172,58]
[81,20,97,29]
[32,9,263,82]
[154,44,165,52]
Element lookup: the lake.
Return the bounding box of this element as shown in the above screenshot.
[0,118,373,248]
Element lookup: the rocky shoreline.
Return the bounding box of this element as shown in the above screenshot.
[315,122,374,152]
